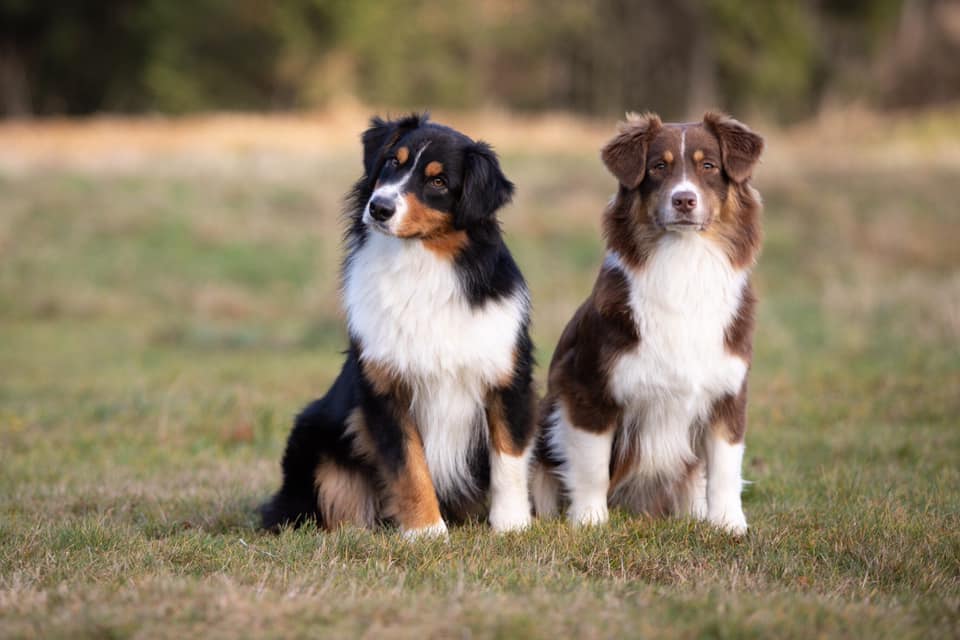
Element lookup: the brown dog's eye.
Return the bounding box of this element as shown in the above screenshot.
[703,161,716,170]
[653,161,667,171]
[430,176,446,189]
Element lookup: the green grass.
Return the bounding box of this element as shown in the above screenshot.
[1,139,958,638]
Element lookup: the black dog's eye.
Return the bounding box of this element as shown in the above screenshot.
[653,161,667,170]
[430,176,446,189]
[387,157,399,168]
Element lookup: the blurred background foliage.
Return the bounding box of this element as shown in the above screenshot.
[1,0,958,122]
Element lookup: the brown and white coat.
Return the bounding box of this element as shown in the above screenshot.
[532,112,764,535]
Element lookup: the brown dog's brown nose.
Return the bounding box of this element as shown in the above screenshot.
[672,191,697,214]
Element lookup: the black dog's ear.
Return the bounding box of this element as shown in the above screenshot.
[455,141,515,230]
[601,112,662,189]
[361,113,427,179]
[703,111,764,183]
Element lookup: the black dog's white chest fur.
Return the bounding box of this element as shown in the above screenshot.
[344,232,529,499]
[262,113,536,537]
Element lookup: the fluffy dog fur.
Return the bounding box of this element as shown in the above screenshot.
[532,111,764,535]
[261,114,537,538]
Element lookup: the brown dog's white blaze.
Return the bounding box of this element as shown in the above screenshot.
[536,111,763,535]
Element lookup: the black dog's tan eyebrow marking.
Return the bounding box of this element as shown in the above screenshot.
[396,146,410,164]
[425,161,443,177]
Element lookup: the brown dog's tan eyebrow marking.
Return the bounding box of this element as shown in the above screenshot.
[663,150,674,163]
[425,161,443,177]
[693,149,704,162]
[396,146,409,164]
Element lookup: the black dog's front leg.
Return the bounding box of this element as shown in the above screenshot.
[485,330,537,532]
[359,360,447,539]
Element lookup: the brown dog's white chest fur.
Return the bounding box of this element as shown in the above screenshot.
[606,235,749,485]
[534,111,763,536]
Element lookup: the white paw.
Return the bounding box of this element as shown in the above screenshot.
[490,504,532,533]
[709,509,748,536]
[569,502,609,527]
[687,497,709,520]
[401,520,448,541]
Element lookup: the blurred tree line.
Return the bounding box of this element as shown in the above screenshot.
[1,0,958,122]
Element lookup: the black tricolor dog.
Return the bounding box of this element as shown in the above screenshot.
[261,114,537,538]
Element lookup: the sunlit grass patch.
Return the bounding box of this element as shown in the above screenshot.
[1,123,958,637]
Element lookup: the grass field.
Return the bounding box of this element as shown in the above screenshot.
[1,109,958,638]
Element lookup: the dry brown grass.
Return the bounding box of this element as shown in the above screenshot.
[3,104,959,176]
[1,105,959,638]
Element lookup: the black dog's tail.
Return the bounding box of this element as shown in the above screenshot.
[260,355,363,532]
[259,490,320,532]
[259,398,336,531]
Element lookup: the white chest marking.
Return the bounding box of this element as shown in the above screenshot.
[343,233,528,498]
[606,235,749,481]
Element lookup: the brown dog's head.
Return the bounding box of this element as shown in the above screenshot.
[601,112,763,232]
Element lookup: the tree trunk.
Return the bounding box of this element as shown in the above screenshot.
[0,39,31,118]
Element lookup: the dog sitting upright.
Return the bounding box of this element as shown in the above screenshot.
[262,114,536,538]
[533,112,763,535]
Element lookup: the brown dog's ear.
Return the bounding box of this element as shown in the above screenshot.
[601,112,662,189]
[703,112,764,183]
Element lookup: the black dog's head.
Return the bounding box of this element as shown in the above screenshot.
[357,114,514,242]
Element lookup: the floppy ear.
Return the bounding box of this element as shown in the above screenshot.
[455,141,515,230]
[360,113,427,179]
[601,112,662,189]
[703,111,764,183]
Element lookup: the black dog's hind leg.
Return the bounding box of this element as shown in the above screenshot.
[260,399,332,531]
[260,356,364,531]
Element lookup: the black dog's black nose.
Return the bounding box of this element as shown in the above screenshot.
[369,196,395,222]
[672,190,697,214]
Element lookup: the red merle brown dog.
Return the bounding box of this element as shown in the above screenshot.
[532,112,764,535]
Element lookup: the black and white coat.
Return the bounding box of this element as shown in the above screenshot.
[262,114,536,538]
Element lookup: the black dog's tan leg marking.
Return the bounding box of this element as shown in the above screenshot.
[486,393,533,532]
[310,408,380,530]
[390,417,445,537]
[343,407,378,464]
[360,359,447,539]
[313,461,378,529]
[485,330,536,532]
